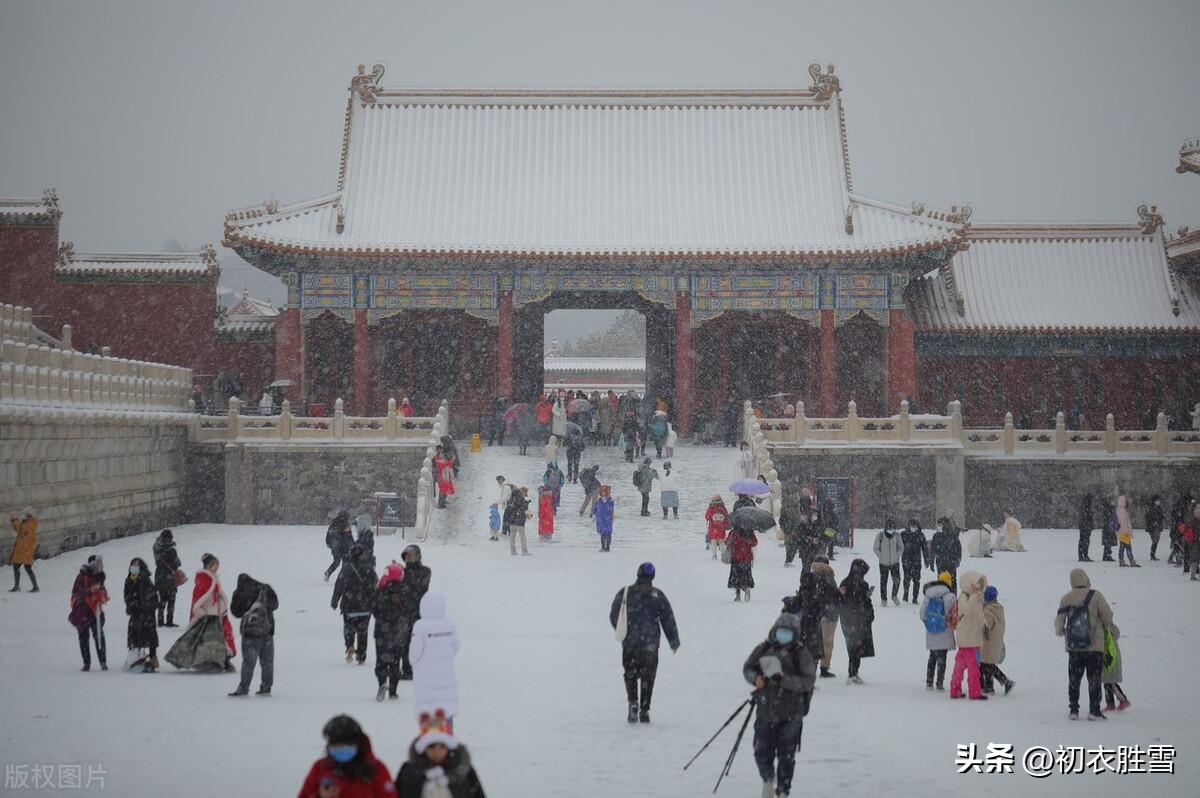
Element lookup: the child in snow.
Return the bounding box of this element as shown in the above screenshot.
[594,485,615,552]
[980,586,1014,695]
[706,496,730,558]
[919,571,957,690]
[537,486,556,543]
[488,504,501,542]
[395,712,485,798]
[1102,622,1130,712]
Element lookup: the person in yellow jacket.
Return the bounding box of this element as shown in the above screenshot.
[9,507,39,592]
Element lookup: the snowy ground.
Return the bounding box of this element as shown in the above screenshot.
[1,441,1194,796]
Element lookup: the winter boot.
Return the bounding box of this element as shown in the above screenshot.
[1117,699,1130,711]
[228,689,249,697]
[345,647,354,663]
[627,704,639,724]
[1068,710,1079,720]
[255,686,271,696]
[891,591,899,605]
[376,685,387,702]
[6,585,17,592]
[819,668,835,678]
[1087,710,1107,721]
[761,779,775,798]
[1104,701,1116,712]
[638,709,650,724]
[1004,680,1015,695]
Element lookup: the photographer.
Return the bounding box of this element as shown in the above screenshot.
[742,614,816,798]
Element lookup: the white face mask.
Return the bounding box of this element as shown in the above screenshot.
[129,565,140,575]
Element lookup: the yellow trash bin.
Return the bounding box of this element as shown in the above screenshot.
[470,433,482,453]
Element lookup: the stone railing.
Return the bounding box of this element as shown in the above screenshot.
[414,400,451,541]
[749,400,1200,458]
[741,401,783,519]
[191,397,442,442]
[1,319,192,417]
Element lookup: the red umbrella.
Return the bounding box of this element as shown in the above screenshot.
[503,403,528,423]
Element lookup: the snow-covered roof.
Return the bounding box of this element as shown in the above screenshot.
[224,64,967,261]
[55,243,219,280]
[1178,137,1200,175]
[226,290,278,319]
[0,190,61,224]
[910,219,1200,333]
[543,357,645,372]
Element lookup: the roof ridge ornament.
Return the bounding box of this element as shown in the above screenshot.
[56,241,74,267]
[351,63,386,104]
[1136,203,1164,235]
[200,243,218,269]
[42,188,62,220]
[807,63,840,100]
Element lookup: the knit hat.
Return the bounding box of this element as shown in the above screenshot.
[378,562,406,589]
[983,586,998,603]
[637,562,656,580]
[414,710,459,754]
[938,571,952,587]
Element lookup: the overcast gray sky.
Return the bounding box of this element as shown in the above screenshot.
[2,0,1199,308]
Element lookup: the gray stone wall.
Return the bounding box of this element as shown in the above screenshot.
[222,443,426,526]
[964,457,1200,528]
[182,443,226,524]
[0,420,188,556]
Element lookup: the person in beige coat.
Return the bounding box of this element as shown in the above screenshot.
[980,586,1014,695]
[1054,567,1115,720]
[948,570,987,700]
[1115,495,1139,567]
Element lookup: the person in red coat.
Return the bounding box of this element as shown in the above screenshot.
[538,486,556,543]
[69,555,109,670]
[298,715,395,798]
[724,526,758,602]
[433,447,455,509]
[705,496,730,559]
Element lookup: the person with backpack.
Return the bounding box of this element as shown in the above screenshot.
[1054,568,1115,720]
[634,458,658,517]
[579,464,602,516]
[228,572,278,696]
[873,520,903,606]
[743,613,817,798]
[1102,622,1130,712]
[918,571,957,691]
[609,562,680,723]
[152,528,183,626]
[594,485,615,552]
[706,496,730,559]
[1077,493,1095,563]
[331,545,377,665]
[1116,495,1140,567]
[837,558,875,685]
[354,514,376,567]
[325,511,353,582]
[980,586,1014,695]
[1144,495,1165,561]
[782,553,839,677]
[948,570,988,700]
[900,519,930,603]
[930,517,962,592]
[1100,497,1117,562]
[505,487,532,556]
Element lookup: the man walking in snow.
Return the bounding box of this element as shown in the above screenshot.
[634,458,658,517]
[1054,567,1115,721]
[609,562,679,724]
[873,520,903,606]
[930,517,961,592]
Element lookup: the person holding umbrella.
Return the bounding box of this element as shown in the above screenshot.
[726,506,773,602]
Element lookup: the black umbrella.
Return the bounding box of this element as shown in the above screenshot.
[731,506,776,533]
[564,421,584,436]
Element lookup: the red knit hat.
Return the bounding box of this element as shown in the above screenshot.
[377,562,405,589]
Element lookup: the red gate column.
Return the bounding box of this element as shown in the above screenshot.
[497,289,514,399]
[819,309,837,417]
[274,308,304,407]
[674,289,693,435]
[887,308,916,413]
[352,309,369,415]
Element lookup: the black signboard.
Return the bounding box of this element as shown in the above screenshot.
[814,477,855,547]
[377,496,405,529]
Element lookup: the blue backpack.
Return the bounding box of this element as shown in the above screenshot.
[923,595,947,633]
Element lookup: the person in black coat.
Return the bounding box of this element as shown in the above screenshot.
[621,414,640,463]
[354,515,376,566]
[1169,493,1192,565]
[743,613,816,798]
[487,396,506,447]
[325,511,353,581]
[782,558,839,666]
[899,519,930,603]
[398,545,431,679]
[1077,493,1094,562]
[395,727,485,798]
[373,564,410,701]
[229,573,279,696]
[929,518,961,592]
[1099,497,1117,561]
[564,430,586,483]
[609,562,680,723]
[152,529,182,627]
[838,558,875,685]
[579,464,601,516]
[124,557,159,672]
[1144,495,1165,562]
[332,545,378,665]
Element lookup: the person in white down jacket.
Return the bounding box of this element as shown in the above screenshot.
[410,592,461,725]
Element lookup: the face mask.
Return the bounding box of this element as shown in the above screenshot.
[129,565,140,575]
[328,745,357,764]
[773,628,795,645]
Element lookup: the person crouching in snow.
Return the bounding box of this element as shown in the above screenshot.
[949,570,988,700]
[837,558,875,684]
[998,508,1026,552]
[918,571,956,691]
[395,711,485,798]
[594,485,615,552]
[411,592,461,729]
[297,714,395,798]
[372,562,408,701]
[706,495,730,558]
[1102,622,1130,712]
[980,585,1014,696]
[744,613,816,798]
[537,485,556,543]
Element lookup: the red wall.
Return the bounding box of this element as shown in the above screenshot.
[0,224,59,321]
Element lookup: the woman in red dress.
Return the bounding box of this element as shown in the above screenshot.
[433,446,455,509]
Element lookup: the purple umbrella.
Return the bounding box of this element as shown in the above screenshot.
[729,479,771,496]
